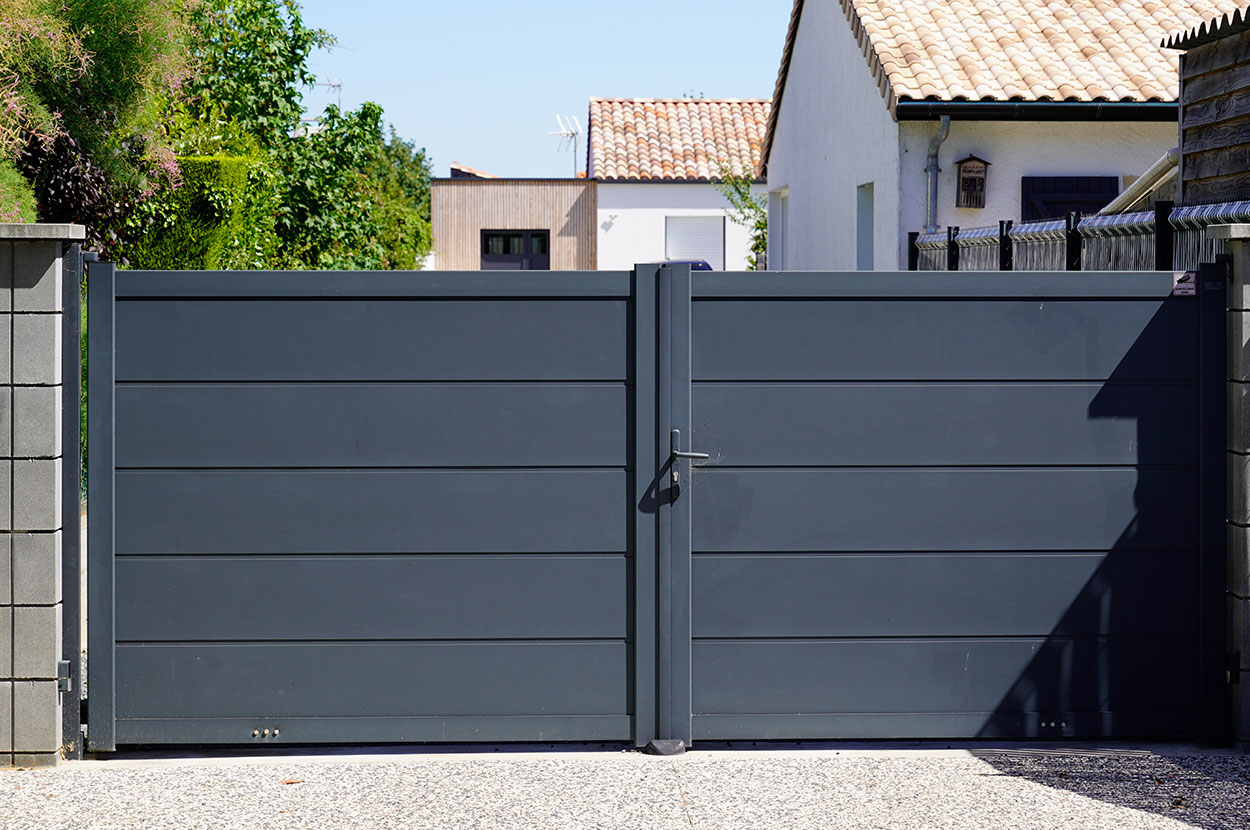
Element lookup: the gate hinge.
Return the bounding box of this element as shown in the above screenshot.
[57,660,72,693]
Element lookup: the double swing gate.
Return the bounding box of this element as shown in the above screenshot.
[85,262,1225,750]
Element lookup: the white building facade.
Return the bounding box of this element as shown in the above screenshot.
[588,98,771,271]
[762,0,1222,271]
[595,182,765,271]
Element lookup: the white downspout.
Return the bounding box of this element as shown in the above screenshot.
[924,115,951,233]
[1097,147,1179,215]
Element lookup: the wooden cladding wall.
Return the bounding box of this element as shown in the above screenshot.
[431,179,597,270]
[1181,28,1250,205]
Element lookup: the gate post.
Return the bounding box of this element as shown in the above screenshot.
[649,263,693,754]
[0,224,85,767]
[1210,225,1250,748]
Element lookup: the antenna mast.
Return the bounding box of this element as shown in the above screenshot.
[315,78,343,109]
[548,115,581,176]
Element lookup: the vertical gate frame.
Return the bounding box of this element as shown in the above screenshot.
[632,265,658,748]
[60,245,84,758]
[653,264,694,747]
[85,261,116,752]
[1198,259,1229,741]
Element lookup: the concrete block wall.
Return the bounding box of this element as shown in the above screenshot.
[0,225,82,767]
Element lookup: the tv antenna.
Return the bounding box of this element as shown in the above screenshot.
[315,78,343,109]
[549,115,581,176]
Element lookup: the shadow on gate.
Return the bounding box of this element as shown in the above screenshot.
[977,299,1211,740]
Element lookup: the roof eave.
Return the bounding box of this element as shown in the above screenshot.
[893,100,1178,121]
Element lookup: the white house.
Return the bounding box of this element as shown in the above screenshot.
[762,0,1245,271]
[588,98,769,270]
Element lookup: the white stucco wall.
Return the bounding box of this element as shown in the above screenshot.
[897,119,1177,266]
[596,183,764,271]
[764,0,900,271]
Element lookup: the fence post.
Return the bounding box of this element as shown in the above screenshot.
[999,220,1013,271]
[1065,212,1082,271]
[907,232,919,271]
[0,223,85,768]
[1155,200,1175,272]
[946,226,959,271]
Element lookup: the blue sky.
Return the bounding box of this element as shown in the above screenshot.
[297,0,793,178]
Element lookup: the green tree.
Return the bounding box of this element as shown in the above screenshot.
[714,162,767,270]
[366,128,434,269]
[167,0,433,271]
[276,103,384,268]
[183,0,331,148]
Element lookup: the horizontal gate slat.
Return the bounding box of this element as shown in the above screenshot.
[693,382,1196,466]
[115,299,628,381]
[692,271,1182,299]
[116,556,628,640]
[692,552,1197,637]
[117,470,627,554]
[117,384,628,468]
[692,712,1194,741]
[692,299,1196,380]
[116,270,632,298]
[115,716,632,745]
[691,468,1195,552]
[692,637,1196,715]
[116,642,629,719]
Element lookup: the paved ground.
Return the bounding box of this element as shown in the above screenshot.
[2,744,1248,829]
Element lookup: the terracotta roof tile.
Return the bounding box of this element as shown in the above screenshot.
[587,98,771,182]
[848,0,1245,104]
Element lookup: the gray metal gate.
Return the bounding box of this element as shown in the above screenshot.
[85,264,1224,749]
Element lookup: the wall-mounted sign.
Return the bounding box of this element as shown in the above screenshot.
[956,155,990,209]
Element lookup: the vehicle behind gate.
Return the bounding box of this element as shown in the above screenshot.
[85,264,1225,750]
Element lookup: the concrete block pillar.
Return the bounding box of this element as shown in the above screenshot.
[0,224,84,767]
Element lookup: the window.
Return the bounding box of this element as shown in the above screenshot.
[665,216,725,270]
[768,188,788,271]
[856,183,874,271]
[1020,176,1119,221]
[480,230,550,270]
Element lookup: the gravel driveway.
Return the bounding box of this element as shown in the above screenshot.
[2,744,1248,830]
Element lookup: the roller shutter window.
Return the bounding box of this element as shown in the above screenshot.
[1020,176,1120,221]
[665,215,725,270]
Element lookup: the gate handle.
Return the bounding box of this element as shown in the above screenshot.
[670,429,710,462]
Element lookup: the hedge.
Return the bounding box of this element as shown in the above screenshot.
[0,159,38,223]
[123,155,279,269]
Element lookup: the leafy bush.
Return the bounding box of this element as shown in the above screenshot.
[0,159,37,222]
[122,155,279,269]
[0,0,89,158]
